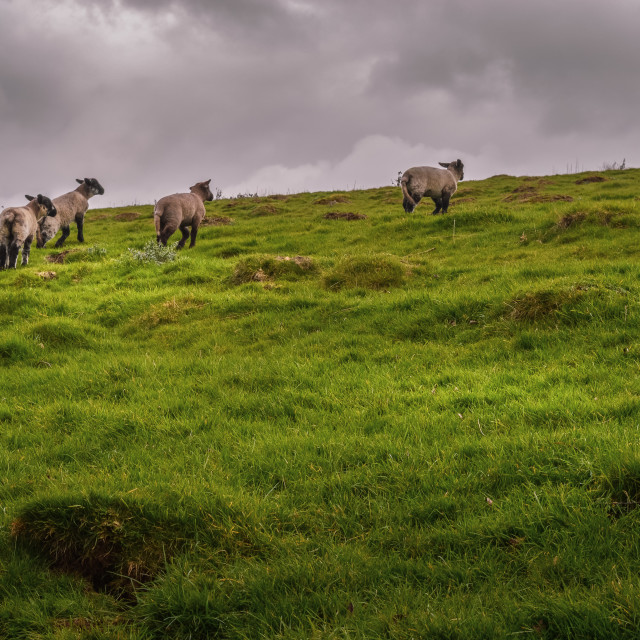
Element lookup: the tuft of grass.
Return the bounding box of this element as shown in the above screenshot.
[11,494,190,595]
[323,254,406,290]
[504,287,586,321]
[231,254,318,284]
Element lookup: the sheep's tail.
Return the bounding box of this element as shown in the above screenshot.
[1,211,15,229]
[153,204,162,241]
[400,176,416,213]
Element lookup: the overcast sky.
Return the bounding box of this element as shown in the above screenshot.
[1,0,639,207]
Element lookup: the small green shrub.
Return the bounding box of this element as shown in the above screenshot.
[323,254,406,290]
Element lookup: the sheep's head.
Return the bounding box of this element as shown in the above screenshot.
[190,179,214,202]
[25,194,57,219]
[76,177,105,196]
[37,208,60,248]
[439,159,464,181]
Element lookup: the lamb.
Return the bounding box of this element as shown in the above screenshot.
[401,159,464,214]
[0,195,57,269]
[154,179,214,248]
[37,177,105,248]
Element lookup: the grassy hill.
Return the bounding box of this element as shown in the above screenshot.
[1,169,639,638]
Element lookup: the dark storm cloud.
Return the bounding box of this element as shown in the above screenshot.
[1,0,639,206]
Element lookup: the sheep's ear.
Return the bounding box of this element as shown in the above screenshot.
[25,194,35,202]
[204,179,211,185]
[76,179,83,184]
[84,178,91,184]
[439,162,449,168]
[456,159,462,167]
[37,194,44,204]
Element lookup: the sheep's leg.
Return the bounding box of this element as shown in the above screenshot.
[402,196,414,213]
[189,223,199,249]
[159,220,178,246]
[440,194,451,214]
[176,223,190,250]
[0,244,7,270]
[21,235,33,266]
[75,213,85,243]
[8,241,20,269]
[55,225,71,248]
[432,197,443,214]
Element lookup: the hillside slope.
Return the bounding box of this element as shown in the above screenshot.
[1,169,639,638]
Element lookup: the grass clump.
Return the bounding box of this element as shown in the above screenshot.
[123,240,178,265]
[231,254,317,284]
[323,254,406,290]
[11,494,189,595]
[504,287,587,321]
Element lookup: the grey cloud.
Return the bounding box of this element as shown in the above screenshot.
[1,0,639,207]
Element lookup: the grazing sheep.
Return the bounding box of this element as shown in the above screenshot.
[37,178,105,249]
[0,195,57,269]
[154,179,214,248]
[401,159,464,214]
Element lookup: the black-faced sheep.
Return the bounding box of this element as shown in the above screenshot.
[0,195,57,269]
[401,159,464,214]
[37,177,105,248]
[154,179,214,248]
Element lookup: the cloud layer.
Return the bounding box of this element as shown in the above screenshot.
[1,0,638,206]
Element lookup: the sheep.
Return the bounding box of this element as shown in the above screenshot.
[0,195,57,269]
[401,159,464,214]
[154,179,214,249]
[37,177,105,249]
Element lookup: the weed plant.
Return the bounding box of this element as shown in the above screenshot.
[0,171,639,638]
[123,239,178,265]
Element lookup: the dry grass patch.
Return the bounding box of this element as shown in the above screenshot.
[557,212,588,229]
[504,287,587,321]
[201,216,234,226]
[251,204,279,216]
[315,195,351,205]
[36,271,57,280]
[576,175,607,184]
[323,211,368,220]
[113,212,141,221]
[135,297,208,328]
[45,249,80,264]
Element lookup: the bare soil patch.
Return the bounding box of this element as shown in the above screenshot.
[44,250,79,264]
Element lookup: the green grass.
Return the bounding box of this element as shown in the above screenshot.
[1,169,640,638]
